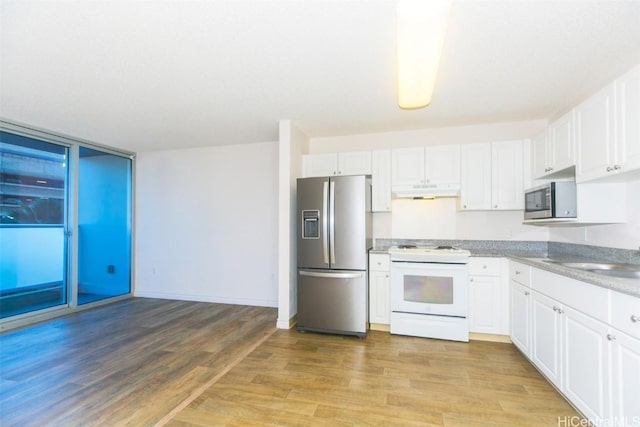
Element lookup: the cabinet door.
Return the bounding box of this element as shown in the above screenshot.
[425,145,460,184]
[469,275,501,334]
[303,153,338,177]
[491,140,523,210]
[338,151,372,176]
[611,331,640,422]
[510,281,531,356]
[371,150,391,212]
[549,109,575,174]
[531,129,549,179]
[617,64,640,174]
[532,291,562,389]
[369,270,390,325]
[391,147,425,186]
[460,143,491,210]
[562,306,611,422]
[576,83,616,182]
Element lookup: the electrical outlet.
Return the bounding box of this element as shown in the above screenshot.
[107,265,115,274]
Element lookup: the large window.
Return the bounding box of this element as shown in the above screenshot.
[77,147,132,305]
[0,126,133,323]
[0,131,68,318]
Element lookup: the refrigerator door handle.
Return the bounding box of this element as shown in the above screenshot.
[299,270,364,279]
[322,180,329,264]
[329,179,336,264]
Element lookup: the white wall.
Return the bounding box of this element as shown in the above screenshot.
[549,179,640,250]
[135,141,278,307]
[311,120,549,243]
[277,120,308,328]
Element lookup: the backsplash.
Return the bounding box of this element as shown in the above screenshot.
[548,242,640,265]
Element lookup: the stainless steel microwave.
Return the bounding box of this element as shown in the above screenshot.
[524,182,577,220]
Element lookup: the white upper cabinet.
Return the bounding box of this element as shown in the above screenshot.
[302,151,371,177]
[531,129,549,179]
[338,151,372,175]
[491,140,524,210]
[460,140,524,211]
[371,150,392,212]
[549,110,576,173]
[391,147,424,186]
[302,153,337,177]
[460,143,491,210]
[576,82,616,182]
[617,64,640,174]
[425,145,461,184]
[391,145,460,186]
[576,64,640,182]
[532,111,576,180]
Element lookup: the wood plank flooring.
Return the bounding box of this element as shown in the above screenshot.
[168,330,581,427]
[0,298,277,426]
[1,298,581,426]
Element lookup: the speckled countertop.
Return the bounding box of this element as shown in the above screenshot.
[370,239,640,298]
[509,256,640,298]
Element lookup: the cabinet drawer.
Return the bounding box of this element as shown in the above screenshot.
[509,261,531,287]
[532,268,609,323]
[370,253,390,271]
[611,291,640,340]
[469,257,502,276]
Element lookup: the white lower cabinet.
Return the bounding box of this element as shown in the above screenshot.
[468,257,508,335]
[610,330,640,421]
[531,289,611,422]
[562,305,610,423]
[512,262,640,426]
[369,253,390,325]
[509,281,531,355]
[531,291,563,389]
[610,290,640,421]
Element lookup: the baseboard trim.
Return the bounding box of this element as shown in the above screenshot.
[469,332,512,343]
[276,314,297,329]
[369,323,390,332]
[134,291,277,308]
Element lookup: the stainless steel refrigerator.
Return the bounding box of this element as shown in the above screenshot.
[296,175,372,337]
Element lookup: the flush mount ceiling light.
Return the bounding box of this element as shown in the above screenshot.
[396,0,452,109]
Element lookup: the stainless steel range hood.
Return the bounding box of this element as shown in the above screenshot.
[392,183,461,199]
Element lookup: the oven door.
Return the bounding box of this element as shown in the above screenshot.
[390,261,468,317]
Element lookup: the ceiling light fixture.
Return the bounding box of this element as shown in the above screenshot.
[396,0,452,109]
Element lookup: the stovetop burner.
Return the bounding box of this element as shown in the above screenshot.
[435,245,454,250]
[397,244,418,249]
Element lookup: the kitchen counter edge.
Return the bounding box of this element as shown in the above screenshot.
[369,247,640,298]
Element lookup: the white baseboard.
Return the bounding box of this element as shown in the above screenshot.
[276,315,297,329]
[134,291,277,308]
[469,332,512,343]
[369,323,390,332]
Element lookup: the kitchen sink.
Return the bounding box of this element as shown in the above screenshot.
[542,259,640,279]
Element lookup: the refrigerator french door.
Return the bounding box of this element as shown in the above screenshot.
[297,175,372,337]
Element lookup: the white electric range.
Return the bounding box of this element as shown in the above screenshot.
[388,245,471,342]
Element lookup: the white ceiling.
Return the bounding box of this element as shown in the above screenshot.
[1,0,639,153]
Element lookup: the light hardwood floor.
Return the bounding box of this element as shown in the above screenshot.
[1,298,580,426]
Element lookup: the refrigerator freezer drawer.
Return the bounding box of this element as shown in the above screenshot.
[297,269,367,337]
